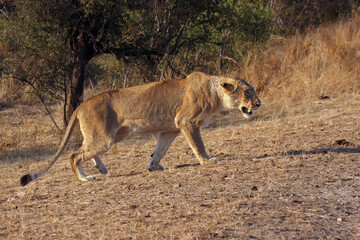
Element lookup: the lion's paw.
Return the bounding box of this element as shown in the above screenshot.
[86,175,96,181]
[209,157,219,164]
[201,157,219,166]
[147,163,164,171]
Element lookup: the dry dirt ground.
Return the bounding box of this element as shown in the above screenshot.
[0,95,359,239]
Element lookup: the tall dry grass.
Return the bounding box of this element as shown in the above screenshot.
[237,16,360,107]
[0,77,20,103]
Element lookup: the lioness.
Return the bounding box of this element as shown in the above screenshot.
[20,72,261,186]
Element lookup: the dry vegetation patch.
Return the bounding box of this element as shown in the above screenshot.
[1,16,360,240]
[1,94,359,239]
[238,16,360,106]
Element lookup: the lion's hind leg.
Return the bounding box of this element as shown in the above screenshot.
[70,151,95,182]
[70,144,111,182]
[92,156,108,174]
[88,127,130,175]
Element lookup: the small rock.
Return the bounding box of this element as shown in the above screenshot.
[335,139,352,146]
[17,191,26,198]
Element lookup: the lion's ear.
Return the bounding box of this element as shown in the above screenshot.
[221,83,237,93]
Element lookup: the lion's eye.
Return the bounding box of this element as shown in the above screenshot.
[244,91,251,98]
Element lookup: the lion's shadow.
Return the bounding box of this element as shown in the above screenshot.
[254,147,360,160]
[172,146,360,170]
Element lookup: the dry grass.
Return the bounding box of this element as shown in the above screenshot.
[1,17,360,239]
[1,95,360,239]
[236,16,360,108]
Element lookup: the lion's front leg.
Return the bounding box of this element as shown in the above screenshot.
[148,131,179,171]
[180,125,218,165]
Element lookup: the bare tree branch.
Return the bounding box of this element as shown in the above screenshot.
[13,76,62,131]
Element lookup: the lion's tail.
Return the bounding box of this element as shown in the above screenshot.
[20,109,79,186]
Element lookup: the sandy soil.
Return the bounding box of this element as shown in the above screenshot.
[1,95,359,239]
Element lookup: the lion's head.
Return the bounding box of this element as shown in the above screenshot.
[220,78,261,118]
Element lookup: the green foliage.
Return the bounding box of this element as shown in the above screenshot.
[85,54,127,91]
[118,0,274,78]
[1,0,275,94]
[0,1,71,103]
[1,0,358,111]
[199,0,274,70]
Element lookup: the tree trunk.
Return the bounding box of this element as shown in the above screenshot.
[64,57,87,125]
[64,31,93,126]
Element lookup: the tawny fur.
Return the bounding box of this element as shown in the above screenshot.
[21,72,261,186]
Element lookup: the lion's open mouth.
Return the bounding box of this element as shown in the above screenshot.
[241,106,252,116]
